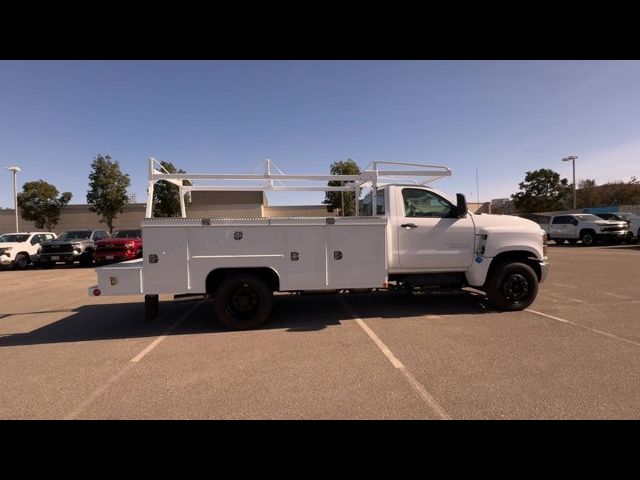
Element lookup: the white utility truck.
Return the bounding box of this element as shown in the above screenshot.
[89,158,549,329]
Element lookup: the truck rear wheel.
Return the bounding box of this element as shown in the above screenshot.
[580,230,595,246]
[213,274,273,330]
[485,262,538,311]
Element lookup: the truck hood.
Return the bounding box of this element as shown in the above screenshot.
[96,238,139,245]
[0,242,25,249]
[471,213,543,232]
[41,238,91,245]
[590,220,626,227]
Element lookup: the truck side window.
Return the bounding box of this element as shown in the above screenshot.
[402,188,453,218]
[552,216,567,224]
[359,190,385,216]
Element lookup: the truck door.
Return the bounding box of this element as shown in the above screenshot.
[395,187,475,270]
[564,215,578,238]
[550,215,570,238]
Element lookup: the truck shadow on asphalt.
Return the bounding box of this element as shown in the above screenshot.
[598,244,640,251]
[0,290,496,348]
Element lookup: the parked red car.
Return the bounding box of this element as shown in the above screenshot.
[94,229,143,264]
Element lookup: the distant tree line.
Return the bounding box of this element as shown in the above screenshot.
[10,157,639,228]
[13,154,187,232]
[511,168,640,213]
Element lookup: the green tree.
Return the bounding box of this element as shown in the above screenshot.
[86,154,131,234]
[599,176,640,205]
[152,161,189,217]
[17,180,72,231]
[511,168,570,213]
[322,159,361,216]
[576,178,600,208]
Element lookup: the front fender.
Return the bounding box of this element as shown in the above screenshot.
[478,227,545,261]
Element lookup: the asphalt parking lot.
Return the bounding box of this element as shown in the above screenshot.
[1,244,639,419]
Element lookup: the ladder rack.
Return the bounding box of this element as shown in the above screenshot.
[145,157,452,217]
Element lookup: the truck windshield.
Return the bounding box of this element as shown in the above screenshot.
[58,231,92,240]
[0,234,29,243]
[113,230,141,239]
[576,214,610,222]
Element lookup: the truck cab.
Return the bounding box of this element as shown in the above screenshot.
[361,185,548,291]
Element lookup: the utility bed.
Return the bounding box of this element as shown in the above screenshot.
[91,216,388,297]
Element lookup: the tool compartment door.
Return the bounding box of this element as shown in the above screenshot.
[283,225,327,290]
[328,218,387,289]
[142,226,189,294]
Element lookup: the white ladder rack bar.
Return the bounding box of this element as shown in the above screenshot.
[145,157,452,217]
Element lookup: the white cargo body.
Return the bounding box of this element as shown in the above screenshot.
[95,216,387,296]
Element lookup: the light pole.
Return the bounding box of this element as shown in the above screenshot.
[561,155,577,209]
[7,166,21,232]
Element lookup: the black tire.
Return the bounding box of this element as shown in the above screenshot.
[213,274,273,330]
[580,230,595,246]
[485,262,539,311]
[13,253,29,269]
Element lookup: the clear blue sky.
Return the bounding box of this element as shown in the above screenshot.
[1,60,639,208]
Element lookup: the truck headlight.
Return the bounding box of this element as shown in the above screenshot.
[542,231,548,255]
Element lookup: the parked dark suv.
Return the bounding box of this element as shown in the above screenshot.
[38,229,110,267]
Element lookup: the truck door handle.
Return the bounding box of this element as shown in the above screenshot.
[401,223,418,229]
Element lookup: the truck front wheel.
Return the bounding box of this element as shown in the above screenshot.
[213,274,273,330]
[485,262,538,311]
[13,253,29,269]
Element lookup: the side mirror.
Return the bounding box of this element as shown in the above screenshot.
[572,220,578,225]
[456,193,468,218]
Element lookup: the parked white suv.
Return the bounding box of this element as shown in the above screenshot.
[0,232,58,269]
[546,214,628,246]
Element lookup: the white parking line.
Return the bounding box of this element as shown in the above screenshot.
[526,309,640,348]
[65,300,205,419]
[130,301,204,363]
[602,292,635,300]
[338,296,451,420]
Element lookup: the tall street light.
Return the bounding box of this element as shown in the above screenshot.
[7,166,21,232]
[562,155,577,210]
